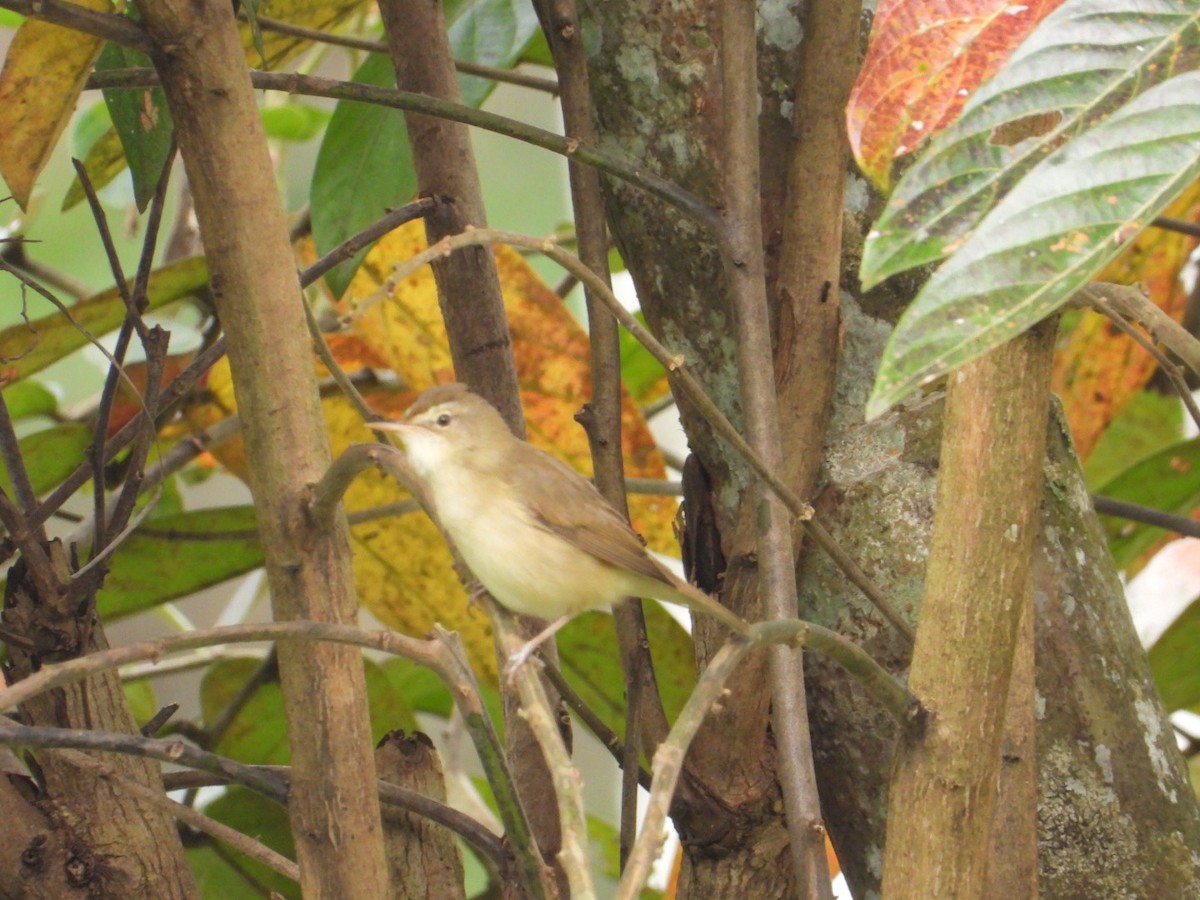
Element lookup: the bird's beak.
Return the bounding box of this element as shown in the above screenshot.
[368,420,414,438]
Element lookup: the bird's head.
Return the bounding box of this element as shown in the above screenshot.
[369,383,514,479]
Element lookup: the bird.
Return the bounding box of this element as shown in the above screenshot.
[369,382,748,672]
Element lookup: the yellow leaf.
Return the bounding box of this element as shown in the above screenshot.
[62,127,128,211]
[245,0,371,70]
[0,1,110,209]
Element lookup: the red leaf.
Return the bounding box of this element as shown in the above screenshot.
[848,0,1065,188]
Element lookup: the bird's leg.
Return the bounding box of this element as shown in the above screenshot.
[466,580,488,614]
[503,614,572,682]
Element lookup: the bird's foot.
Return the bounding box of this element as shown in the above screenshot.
[466,581,488,614]
[502,641,544,684]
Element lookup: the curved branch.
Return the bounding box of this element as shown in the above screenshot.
[0,722,289,802]
[0,0,153,51]
[616,618,921,898]
[54,749,299,883]
[249,15,560,94]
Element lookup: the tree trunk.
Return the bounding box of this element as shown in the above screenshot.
[134,1,390,894]
[4,542,197,898]
[579,1,1200,895]
[795,296,1200,895]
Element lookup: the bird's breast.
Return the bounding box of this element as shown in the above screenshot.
[428,472,628,620]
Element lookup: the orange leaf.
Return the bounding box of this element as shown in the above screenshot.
[106,354,197,438]
[848,0,1064,188]
[1052,180,1200,460]
[0,1,110,208]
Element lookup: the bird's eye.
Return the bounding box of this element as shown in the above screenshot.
[436,413,452,427]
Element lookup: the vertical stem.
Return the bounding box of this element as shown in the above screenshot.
[376,0,523,428]
[719,1,831,896]
[376,0,565,881]
[134,3,389,895]
[774,0,861,504]
[532,0,672,865]
[881,321,1056,897]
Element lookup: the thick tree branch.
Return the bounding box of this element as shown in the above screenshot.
[84,67,721,231]
[882,321,1057,896]
[718,3,830,892]
[131,1,389,893]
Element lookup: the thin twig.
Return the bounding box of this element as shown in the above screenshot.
[299,197,436,287]
[1077,282,1200,379]
[0,721,289,801]
[161,765,507,869]
[0,624,421,712]
[0,240,93,301]
[531,0,668,864]
[1092,495,1200,538]
[615,619,920,899]
[718,1,830,891]
[84,67,721,232]
[539,660,652,790]
[28,336,229,533]
[198,648,278,750]
[0,392,41,521]
[1082,288,1200,433]
[1152,216,1200,239]
[509,625,597,900]
[248,14,560,94]
[0,0,153,52]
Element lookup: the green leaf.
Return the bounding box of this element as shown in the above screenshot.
[861,0,1200,287]
[261,103,330,142]
[1084,389,1183,491]
[0,256,208,380]
[97,35,174,211]
[123,678,158,729]
[557,602,695,744]
[381,656,453,718]
[310,54,417,299]
[0,424,90,497]
[71,100,112,159]
[191,787,298,899]
[97,506,263,620]
[201,656,415,765]
[518,27,554,67]
[867,71,1200,419]
[202,657,289,764]
[1148,593,1200,712]
[447,0,542,107]
[619,311,668,404]
[241,0,268,68]
[1094,438,1200,572]
[62,127,127,211]
[2,380,58,420]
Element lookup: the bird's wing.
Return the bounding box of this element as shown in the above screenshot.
[505,442,674,587]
